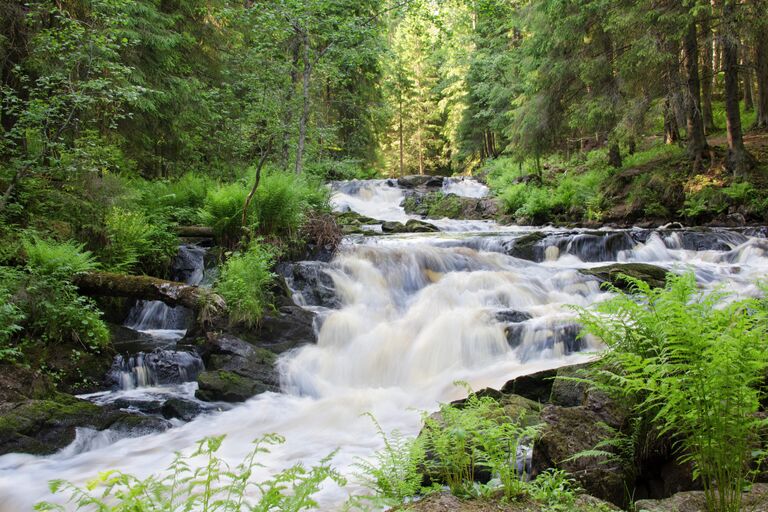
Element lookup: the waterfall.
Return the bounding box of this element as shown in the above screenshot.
[124,244,207,338]
[108,350,205,391]
[2,179,768,511]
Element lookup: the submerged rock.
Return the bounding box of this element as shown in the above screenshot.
[397,175,444,189]
[161,398,204,422]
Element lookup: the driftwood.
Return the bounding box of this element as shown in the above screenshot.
[74,272,226,317]
[175,226,215,238]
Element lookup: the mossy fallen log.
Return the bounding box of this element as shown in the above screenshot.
[74,272,225,318]
[175,225,215,238]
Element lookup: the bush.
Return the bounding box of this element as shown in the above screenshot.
[0,267,25,362]
[35,434,344,512]
[199,182,249,248]
[215,242,277,327]
[100,207,178,275]
[578,273,768,512]
[131,172,213,225]
[23,237,99,277]
[305,158,380,181]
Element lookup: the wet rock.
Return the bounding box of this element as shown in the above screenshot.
[549,364,590,407]
[381,219,440,234]
[500,368,558,403]
[494,310,532,324]
[195,334,280,403]
[195,370,272,402]
[397,175,444,189]
[0,394,168,456]
[281,261,340,309]
[106,349,204,389]
[161,398,204,422]
[532,404,630,507]
[107,414,172,435]
[402,191,498,220]
[634,483,768,512]
[580,263,668,290]
[504,232,547,262]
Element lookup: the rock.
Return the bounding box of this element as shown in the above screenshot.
[405,219,440,233]
[549,364,591,407]
[500,368,558,403]
[195,370,272,402]
[0,394,169,456]
[402,191,499,220]
[194,334,280,403]
[397,175,444,189]
[494,310,532,324]
[389,491,620,511]
[532,404,631,507]
[381,219,440,234]
[280,261,340,309]
[634,483,768,512]
[505,232,547,261]
[161,398,204,422]
[580,263,668,291]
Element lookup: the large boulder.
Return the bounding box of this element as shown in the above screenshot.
[280,261,340,309]
[504,232,547,262]
[0,394,170,456]
[531,404,630,507]
[195,334,281,403]
[402,191,499,220]
[391,491,620,511]
[196,370,272,403]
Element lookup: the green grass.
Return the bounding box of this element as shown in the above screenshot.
[215,241,277,327]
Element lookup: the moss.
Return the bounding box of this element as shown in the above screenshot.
[581,263,668,290]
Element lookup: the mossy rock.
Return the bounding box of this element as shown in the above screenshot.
[392,491,620,511]
[506,232,547,261]
[195,370,272,402]
[580,263,669,291]
[0,394,111,455]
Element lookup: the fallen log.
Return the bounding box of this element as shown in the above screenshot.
[175,226,215,238]
[74,272,226,317]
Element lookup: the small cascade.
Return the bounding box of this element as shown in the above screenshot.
[125,244,206,336]
[442,177,489,198]
[108,349,204,391]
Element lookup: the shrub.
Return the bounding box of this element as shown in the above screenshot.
[353,414,429,507]
[578,273,768,512]
[100,207,178,275]
[23,237,99,277]
[0,267,25,362]
[132,172,213,225]
[419,390,539,499]
[199,182,249,247]
[35,434,344,512]
[215,242,277,327]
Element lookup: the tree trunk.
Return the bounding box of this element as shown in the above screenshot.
[700,12,717,133]
[664,97,681,144]
[756,34,768,128]
[281,34,301,169]
[608,143,623,168]
[176,226,215,238]
[295,32,311,176]
[722,1,756,176]
[742,47,754,111]
[683,21,708,167]
[399,94,404,177]
[74,272,226,318]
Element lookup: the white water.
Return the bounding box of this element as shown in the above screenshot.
[1,180,767,510]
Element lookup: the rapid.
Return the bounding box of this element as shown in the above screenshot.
[1,178,767,510]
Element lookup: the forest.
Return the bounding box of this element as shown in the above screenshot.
[1,0,768,511]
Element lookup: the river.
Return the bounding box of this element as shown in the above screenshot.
[0,178,767,510]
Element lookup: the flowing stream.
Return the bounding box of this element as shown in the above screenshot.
[1,180,767,510]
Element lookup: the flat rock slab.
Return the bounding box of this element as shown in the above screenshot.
[635,483,768,512]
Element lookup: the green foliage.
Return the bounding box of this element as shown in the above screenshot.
[578,273,768,512]
[35,434,345,512]
[419,391,539,500]
[306,159,381,181]
[215,242,277,327]
[0,267,25,362]
[353,414,429,507]
[200,183,250,248]
[529,469,579,512]
[100,207,178,275]
[131,173,213,225]
[23,237,99,278]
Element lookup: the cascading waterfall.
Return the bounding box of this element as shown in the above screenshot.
[124,244,207,338]
[1,178,767,511]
